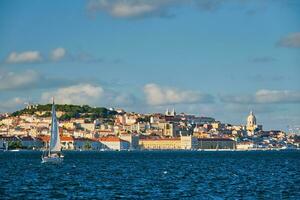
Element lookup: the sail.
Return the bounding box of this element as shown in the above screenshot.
[49,101,61,152]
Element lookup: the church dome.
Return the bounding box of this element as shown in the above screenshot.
[247,111,256,126]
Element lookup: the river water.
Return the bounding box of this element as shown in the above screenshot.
[0,150,299,199]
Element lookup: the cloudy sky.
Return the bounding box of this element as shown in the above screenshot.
[0,0,299,130]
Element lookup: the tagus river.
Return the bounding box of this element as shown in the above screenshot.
[0,151,299,199]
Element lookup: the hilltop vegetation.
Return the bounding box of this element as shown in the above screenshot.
[11,104,117,121]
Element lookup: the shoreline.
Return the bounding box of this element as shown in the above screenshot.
[2,148,300,152]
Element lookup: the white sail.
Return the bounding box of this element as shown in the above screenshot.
[49,100,61,153]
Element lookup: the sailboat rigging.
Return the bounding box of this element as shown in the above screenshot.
[41,98,64,163]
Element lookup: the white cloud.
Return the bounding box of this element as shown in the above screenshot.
[41,84,104,105]
[255,89,300,104]
[277,32,300,48]
[220,89,300,104]
[41,83,213,108]
[40,83,141,109]
[0,70,41,90]
[6,51,42,64]
[143,83,213,106]
[51,47,66,61]
[86,0,269,19]
[111,3,156,17]
[87,0,179,18]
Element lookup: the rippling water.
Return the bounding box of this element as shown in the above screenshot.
[0,151,299,199]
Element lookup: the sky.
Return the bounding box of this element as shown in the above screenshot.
[0,0,300,131]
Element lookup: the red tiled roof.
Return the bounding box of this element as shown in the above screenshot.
[140,138,180,141]
[37,135,74,142]
[198,138,234,141]
[61,136,74,142]
[99,137,126,142]
[38,135,49,142]
[74,138,98,142]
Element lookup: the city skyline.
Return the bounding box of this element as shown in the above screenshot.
[1,0,300,130]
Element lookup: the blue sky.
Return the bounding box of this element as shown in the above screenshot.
[0,0,300,130]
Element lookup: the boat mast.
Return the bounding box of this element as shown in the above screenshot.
[48,97,55,156]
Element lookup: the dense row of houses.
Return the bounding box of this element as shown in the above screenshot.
[1,107,298,151]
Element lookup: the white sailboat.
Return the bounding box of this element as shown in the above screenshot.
[42,98,64,163]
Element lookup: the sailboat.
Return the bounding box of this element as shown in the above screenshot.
[42,98,64,163]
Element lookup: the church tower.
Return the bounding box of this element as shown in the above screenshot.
[246,110,261,135]
[165,108,170,116]
[247,110,256,127]
[171,108,176,116]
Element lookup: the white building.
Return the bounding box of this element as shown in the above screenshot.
[119,134,140,150]
[99,137,130,150]
[237,141,255,150]
[181,135,198,150]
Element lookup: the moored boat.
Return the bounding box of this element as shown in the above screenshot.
[42,98,63,163]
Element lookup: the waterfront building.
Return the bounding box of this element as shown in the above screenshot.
[99,137,130,150]
[61,136,75,149]
[198,138,236,149]
[236,141,255,150]
[139,138,181,150]
[38,135,74,150]
[139,136,236,150]
[162,122,177,137]
[74,138,103,150]
[180,135,198,150]
[119,133,140,150]
[20,136,43,149]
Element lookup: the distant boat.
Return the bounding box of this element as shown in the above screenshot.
[10,149,20,152]
[41,98,64,163]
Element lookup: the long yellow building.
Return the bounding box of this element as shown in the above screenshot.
[139,138,181,150]
[139,136,236,150]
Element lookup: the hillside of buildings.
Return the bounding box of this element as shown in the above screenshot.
[0,105,299,151]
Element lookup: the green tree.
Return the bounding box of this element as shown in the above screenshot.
[8,141,22,149]
[84,142,92,150]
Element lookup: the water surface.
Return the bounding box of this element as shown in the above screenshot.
[0,151,299,199]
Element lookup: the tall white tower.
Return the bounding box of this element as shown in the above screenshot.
[247,110,257,127]
[246,110,258,136]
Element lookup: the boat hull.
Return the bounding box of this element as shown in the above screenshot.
[41,155,63,163]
